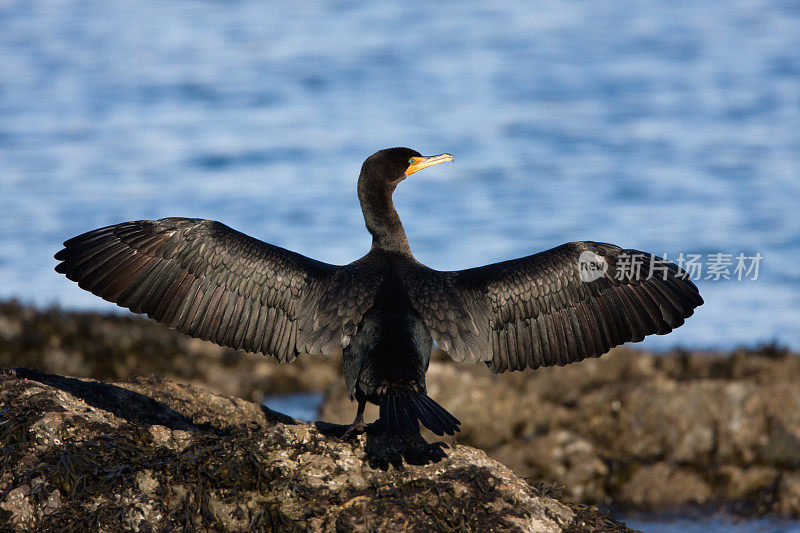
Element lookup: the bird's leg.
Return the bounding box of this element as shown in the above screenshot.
[340,399,368,440]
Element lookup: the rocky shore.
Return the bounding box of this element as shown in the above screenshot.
[2,300,799,519]
[322,343,800,517]
[0,367,625,531]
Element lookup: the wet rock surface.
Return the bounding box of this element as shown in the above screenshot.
[0,301,340,403]
[0,367,629,532]
[3,301,799,518]
[321,346,800,517]
[461,348,800,516]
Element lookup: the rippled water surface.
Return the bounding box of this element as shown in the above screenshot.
[1,0,799,349]
[622,513,800,533]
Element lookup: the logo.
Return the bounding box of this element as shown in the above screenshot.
[578,251,608,282]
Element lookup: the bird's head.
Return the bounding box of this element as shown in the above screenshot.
[357,147,454,252]
[359,147,454,191]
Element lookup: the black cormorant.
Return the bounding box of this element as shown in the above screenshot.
[55,147,702,438]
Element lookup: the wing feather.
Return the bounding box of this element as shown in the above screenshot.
[55,218,380,361]
[405,241,702,372]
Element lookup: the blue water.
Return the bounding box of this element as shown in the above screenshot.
[1,0,799,349]
[623,513,800,533]
[262,391,324,422]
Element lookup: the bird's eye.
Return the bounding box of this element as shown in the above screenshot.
[408,158,415,165]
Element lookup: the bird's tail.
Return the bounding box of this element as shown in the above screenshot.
[379,386,461,436]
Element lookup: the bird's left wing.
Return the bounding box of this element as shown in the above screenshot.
[404,241,703,371]
[55,218,380,362]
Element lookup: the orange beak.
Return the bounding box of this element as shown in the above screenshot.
[405,153,454,176]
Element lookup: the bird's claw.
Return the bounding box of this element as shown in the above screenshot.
[340,421,369,441]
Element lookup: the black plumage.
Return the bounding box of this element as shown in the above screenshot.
[55,147,702,438]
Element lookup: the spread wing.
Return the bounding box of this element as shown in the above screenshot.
[55,218,380,362]
[405,242,703,371]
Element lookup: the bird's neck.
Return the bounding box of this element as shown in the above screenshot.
[359,184,412,255]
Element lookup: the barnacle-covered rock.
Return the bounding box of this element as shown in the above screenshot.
[0,368,629,532]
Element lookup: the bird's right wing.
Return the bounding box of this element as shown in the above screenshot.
[404,241,703,371]
[55,218,380,362]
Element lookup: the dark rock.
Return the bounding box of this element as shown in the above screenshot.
[617,463,712,509]
[4,301,800,518]
[778,473,800,516]
[717,465,779,501]
[413,350,800,517]
[0,367,632,532]
[0,300,342,403]
[494,430,609,503]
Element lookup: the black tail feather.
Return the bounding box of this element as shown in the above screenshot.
[398,393,420,434]
[427,394,461,430]
[410,394,444,433]
[379,387,460,436]
[387,390,401,435]
[415,393,459,436]
[379,393,388,430]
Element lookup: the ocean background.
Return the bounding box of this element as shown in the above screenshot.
[1,0,799,350]
[3,2,800,529]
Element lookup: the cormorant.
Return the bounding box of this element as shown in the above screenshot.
[55,147,702,438]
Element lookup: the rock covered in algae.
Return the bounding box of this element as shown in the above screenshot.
[0,367,630,532]
[6,302,800,517]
